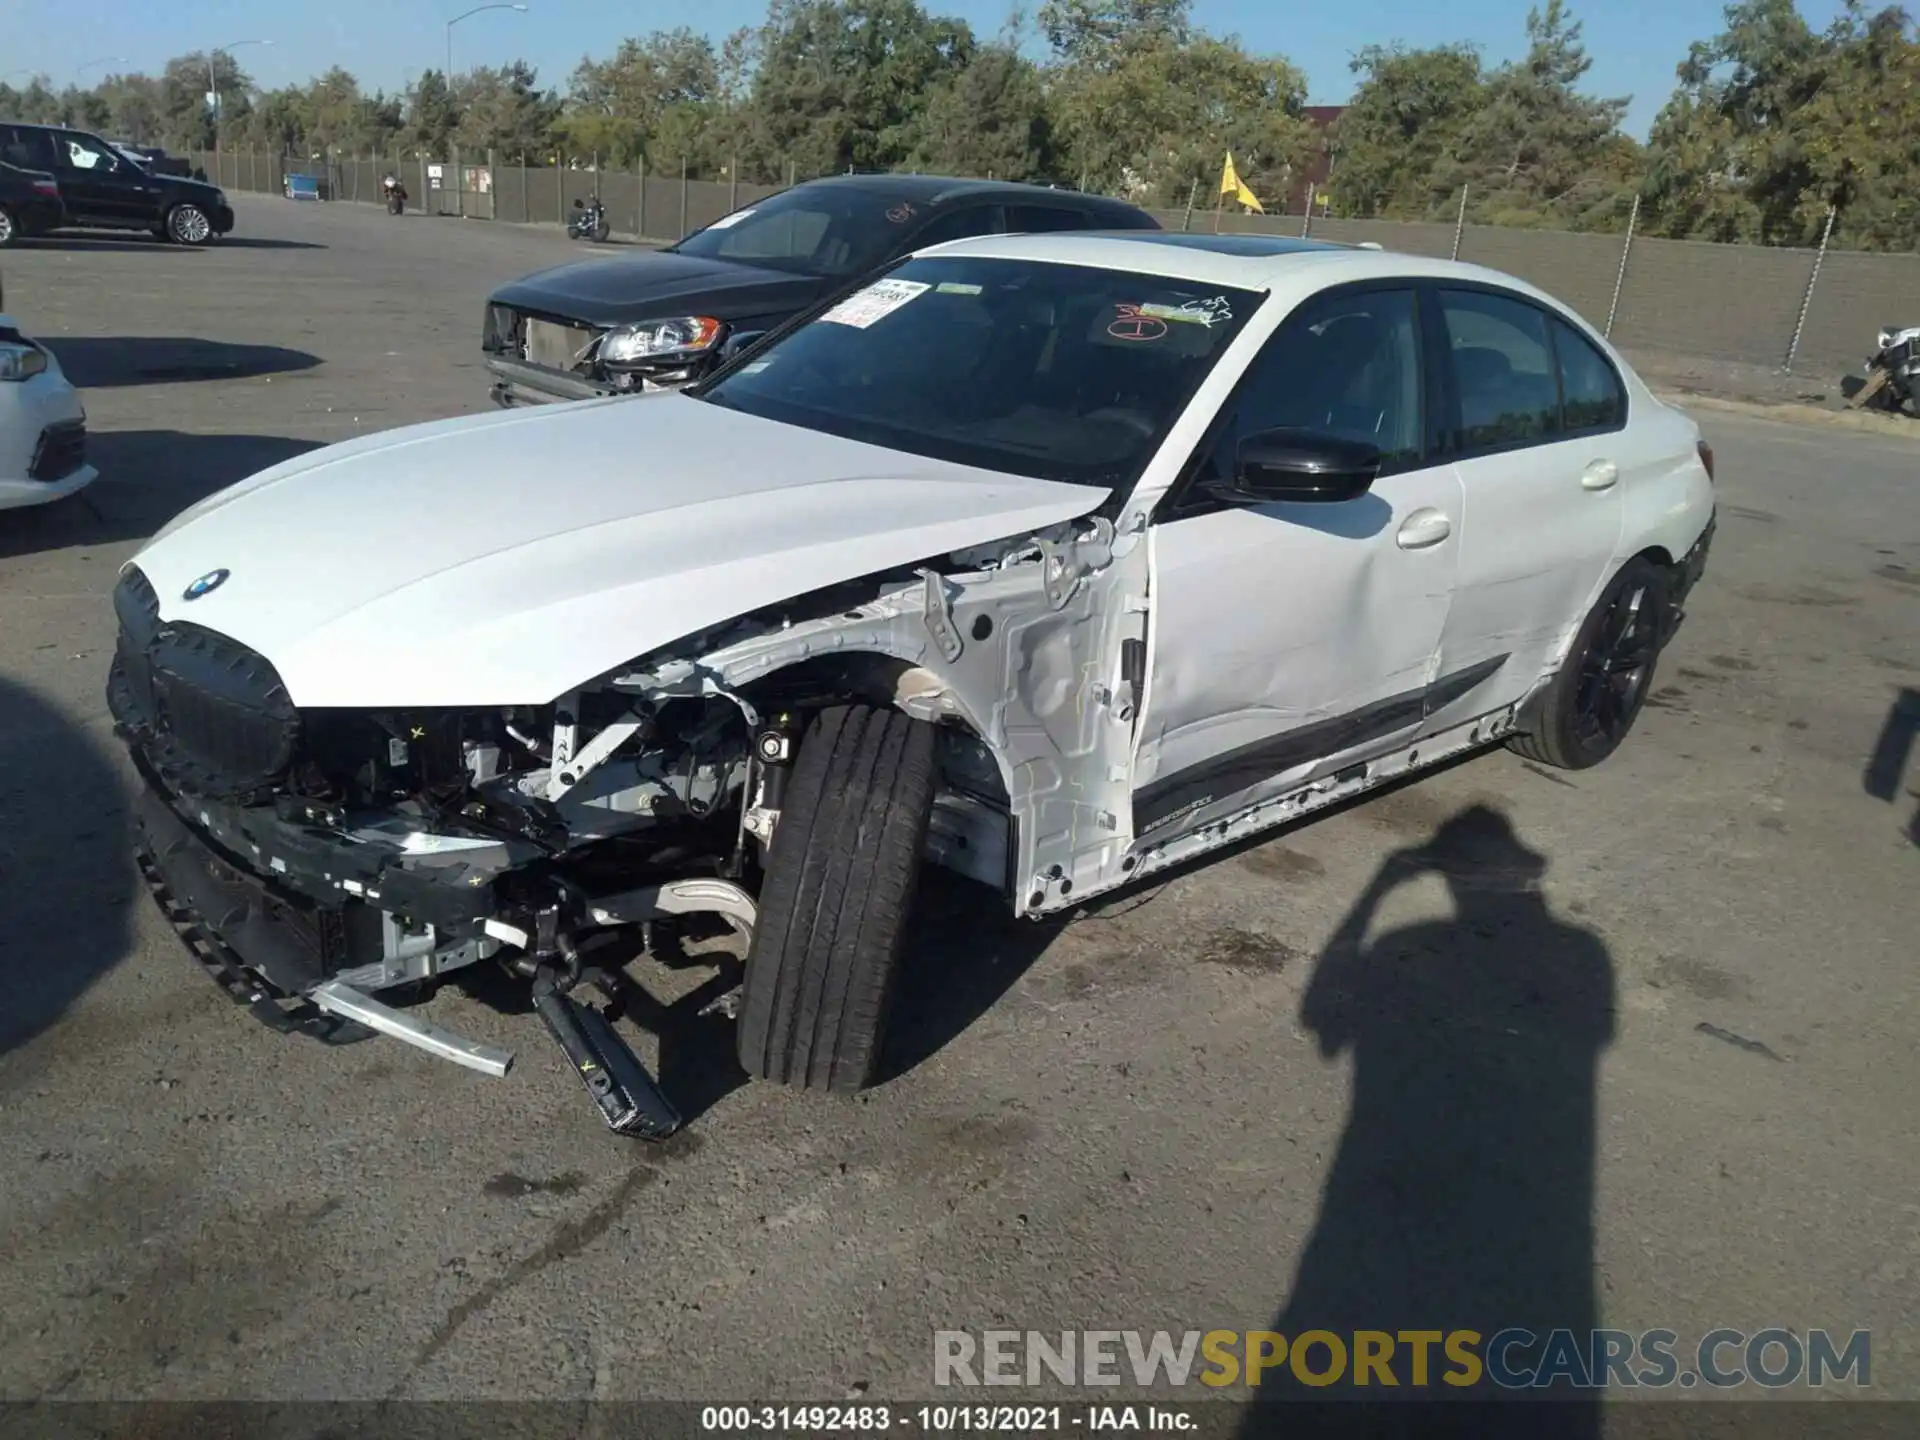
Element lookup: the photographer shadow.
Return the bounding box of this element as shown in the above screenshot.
[1247,804,1615,1434]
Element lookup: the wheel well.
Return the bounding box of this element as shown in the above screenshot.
[1635,544,1676,568]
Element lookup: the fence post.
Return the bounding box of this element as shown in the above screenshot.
[1451,185,1469,261]
[558,153,566,225]
[1180,178,1197,232]
[453,143,463,218]
[679,156,689,238]
[636,155,646,239]
[788,159,796,189]
[1783,205,1838,374]
[1301,183,1314,238]
[1604,193,1641,339]
[730,153,739,213]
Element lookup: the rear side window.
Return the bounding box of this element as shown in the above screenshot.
[0,126,53,170]
[1553,318,1626,432]
[1005,204,1092,234]
[1437,289,1562,452]
[910,205,997,249]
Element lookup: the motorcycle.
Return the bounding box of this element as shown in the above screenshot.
[1845,323,1920,417]
[382,179,407,216]
[568,195,611,244]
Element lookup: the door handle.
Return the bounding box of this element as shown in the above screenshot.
[1396,508,1452,549]
[1580,459,1620,491]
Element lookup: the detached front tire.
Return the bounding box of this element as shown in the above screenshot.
[738,703,937,1093]
[1508,555,1673,771]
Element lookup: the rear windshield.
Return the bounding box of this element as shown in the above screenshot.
[672,186,950,279]
[697,256,1262,489]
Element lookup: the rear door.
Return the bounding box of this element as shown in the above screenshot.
[1427,285,1627,724]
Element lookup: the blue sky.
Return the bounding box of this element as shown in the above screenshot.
[3,0,1853,137]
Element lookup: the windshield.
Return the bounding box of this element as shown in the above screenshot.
[696,256,1261,489]
[671,185,938,279]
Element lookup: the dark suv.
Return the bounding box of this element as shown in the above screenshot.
[0,122,233,245]
[482,174,1161,405]
[0,161,64,246]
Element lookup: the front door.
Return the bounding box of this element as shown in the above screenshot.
[1427,286,1628,722]
[49,130,152,227]
[1132,284,1467,838]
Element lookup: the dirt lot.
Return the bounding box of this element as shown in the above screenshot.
[1,196,1917,1406]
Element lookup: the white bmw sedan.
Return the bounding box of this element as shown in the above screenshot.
[110,232,1713,1134]
[0,314,94,510]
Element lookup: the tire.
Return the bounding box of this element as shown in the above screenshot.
[166,203,214,246]
[1507,556,1673,771]
[0,204,17,248]
[737,703,938,1093]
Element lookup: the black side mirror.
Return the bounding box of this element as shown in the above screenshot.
[1204,427,1382,505]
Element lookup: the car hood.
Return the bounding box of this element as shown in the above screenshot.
[489,252,829,327]
[130,394,1107,709]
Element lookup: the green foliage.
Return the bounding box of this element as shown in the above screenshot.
[1644,0,1920,249]
[14,0,1917,249]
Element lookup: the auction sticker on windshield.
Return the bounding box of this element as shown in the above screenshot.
[820,278,931,329]
[705,208,755,229]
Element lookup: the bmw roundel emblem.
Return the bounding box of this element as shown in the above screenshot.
[182,569,230,601]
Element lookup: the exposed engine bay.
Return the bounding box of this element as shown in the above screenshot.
[108,510,1146,1137]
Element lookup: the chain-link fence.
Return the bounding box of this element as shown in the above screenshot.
[193,149,1920,377]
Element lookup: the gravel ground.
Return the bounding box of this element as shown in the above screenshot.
[0,196,1916,1408]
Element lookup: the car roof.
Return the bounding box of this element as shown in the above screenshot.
[906,230,1580,310]
[794,172,1147,214]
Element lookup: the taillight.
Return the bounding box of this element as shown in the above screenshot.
[1697,439,1715,482]
[32,180,58,198]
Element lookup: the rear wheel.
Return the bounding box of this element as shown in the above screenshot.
[0,204,18,248]
[737,703,938,1093]
[1508,556,1672,771]
[166,203,214,246]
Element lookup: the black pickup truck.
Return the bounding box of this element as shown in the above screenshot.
[482,173,1161,406]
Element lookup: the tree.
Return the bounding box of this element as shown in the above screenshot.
[908,39,1053,180]
[559,28,725,167]
[1326,43,1485,218]
[403,69,461,157]
[1444,1,1636,228]
[746,0,976,176]
[454,62,562,160]
[1043,0,1315,204]
[1644,0,1920,248]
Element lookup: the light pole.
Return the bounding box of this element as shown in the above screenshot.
[208,39,272,152]
[446,4,528,83]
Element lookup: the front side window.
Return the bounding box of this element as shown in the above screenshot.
[1553,318,1627,432]
[673,187,948,280]
[1438,289,1562,451]
[698,257,1261,490]
[1186,287,1424,499]
[60,133,119,172]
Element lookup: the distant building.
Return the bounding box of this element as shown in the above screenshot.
[1284,105,1346,214]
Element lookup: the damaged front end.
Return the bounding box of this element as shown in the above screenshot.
[105,506,1136,1137]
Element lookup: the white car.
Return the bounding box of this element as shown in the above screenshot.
[109,233,1715,1138]
[0,316,94,509]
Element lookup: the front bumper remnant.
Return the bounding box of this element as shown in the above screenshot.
[130,770,703,1138]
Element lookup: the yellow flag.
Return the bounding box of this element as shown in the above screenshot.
[1218,151,1264,213]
